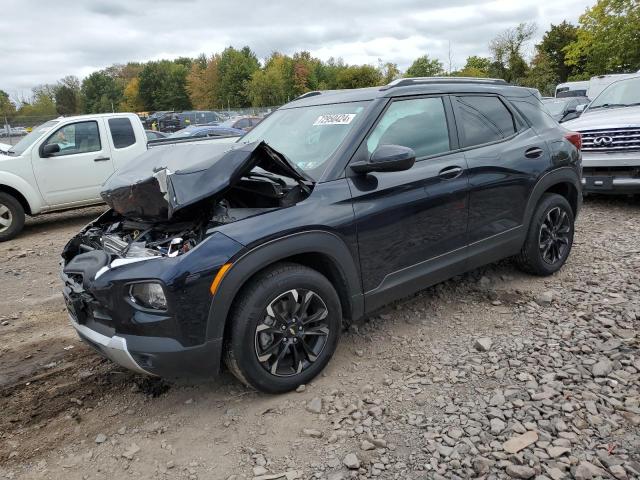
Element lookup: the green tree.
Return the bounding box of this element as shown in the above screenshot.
[457,56,492,77]
[335,65,383,88]
[248,53,294,106]
[138,60,192,111]
[216,46,260,108]
[379,61,401,84]
[405,55,444,77]
[54,76,81,115]
[565,0,640,75]
[489,23,536,83]
[81,71,123,113]
[537,21,580,83]
[522,52,558,96]
[0,90,16,120]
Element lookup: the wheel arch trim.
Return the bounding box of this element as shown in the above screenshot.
[205,230,363,343]
[523,167,581,228]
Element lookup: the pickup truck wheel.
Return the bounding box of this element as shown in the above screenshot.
[0,193,25,242]
[516,193,574,276]
[224,263,341,393]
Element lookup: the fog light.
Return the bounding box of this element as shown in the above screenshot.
[129,282,167,310]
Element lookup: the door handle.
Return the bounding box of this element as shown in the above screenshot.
[524,147,543,159]
[438,166,464,180]
[94,156,110,162]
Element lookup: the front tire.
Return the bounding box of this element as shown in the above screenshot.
[224,263,342,393]
[516,193,574,276]
[0,192,25,242]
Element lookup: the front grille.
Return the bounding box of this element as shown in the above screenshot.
[583,166,640,177]
[580,127,640,152]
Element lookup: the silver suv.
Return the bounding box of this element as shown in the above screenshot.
[564,76,640,194]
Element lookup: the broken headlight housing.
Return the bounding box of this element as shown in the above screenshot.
[129,282,167,310]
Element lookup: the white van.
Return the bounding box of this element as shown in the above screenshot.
[555,81,589,98]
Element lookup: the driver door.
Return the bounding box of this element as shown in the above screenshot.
[32,119,115,207]
[348,96,470,311]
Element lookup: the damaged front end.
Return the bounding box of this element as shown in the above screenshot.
[61,141,314,377]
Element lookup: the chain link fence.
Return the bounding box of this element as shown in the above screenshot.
[1,115,60,146]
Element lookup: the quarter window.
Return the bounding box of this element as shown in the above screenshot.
[367,97,450,158]
[456,96,516,148]
[108,118,136,148]
[43,121,101,157]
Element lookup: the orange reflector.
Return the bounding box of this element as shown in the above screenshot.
[210,263,232,295]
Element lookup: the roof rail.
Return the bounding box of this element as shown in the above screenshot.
[295,91,323,100]
[381,76,508,90]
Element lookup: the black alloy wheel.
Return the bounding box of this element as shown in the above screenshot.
[254,288,330,376]
[538,206,571,265]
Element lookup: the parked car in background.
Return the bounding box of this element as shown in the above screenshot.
[145,130,168,141]
[0,113,148,240]
[564,76,640,195]
[169,125,244,139]
[144,111,172,129]
[60,77,582,392]
[555,81,589,98]
[208,116,263,131]
[542,97,590,123]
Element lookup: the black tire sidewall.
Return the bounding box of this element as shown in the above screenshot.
[228,266,341,393]
[525,194,575,275]
[0,193,25,242]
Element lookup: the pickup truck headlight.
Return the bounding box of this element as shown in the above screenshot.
[129,282,167,310]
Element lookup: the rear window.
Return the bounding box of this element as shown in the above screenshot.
[108,118,136,148]
[455,95,517,148]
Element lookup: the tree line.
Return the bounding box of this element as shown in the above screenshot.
[1,0,637,125]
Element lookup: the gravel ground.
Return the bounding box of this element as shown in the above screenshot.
[0,197,638,480]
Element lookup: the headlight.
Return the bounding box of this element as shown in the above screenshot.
[129,282,167,310]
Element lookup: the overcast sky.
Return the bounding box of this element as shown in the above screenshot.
[2,0,594,99]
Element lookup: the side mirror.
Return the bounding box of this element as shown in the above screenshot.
[575,104,587,113]
[350,145,416,174]
[41,143,61,157]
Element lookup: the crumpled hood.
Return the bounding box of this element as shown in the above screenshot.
[101,140,311,221]
[563,105,640,131]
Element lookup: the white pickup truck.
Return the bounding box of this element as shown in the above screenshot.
[0,113,149,240]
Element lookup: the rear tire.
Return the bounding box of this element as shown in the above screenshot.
[0,192,25,242]
[224,263,341,393]
[516,193,574,276]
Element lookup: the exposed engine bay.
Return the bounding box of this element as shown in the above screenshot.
[63,141,313,261]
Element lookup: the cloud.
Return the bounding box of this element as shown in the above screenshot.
[0,0,594,98]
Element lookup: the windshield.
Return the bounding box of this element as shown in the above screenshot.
[240,101,369,180]
[7,121,59,156]
[542,99,569,116]
[589,77,640,110]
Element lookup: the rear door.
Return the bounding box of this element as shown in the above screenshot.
[452,94,550,261]
[348,95,470,311]
[32,119,114,207]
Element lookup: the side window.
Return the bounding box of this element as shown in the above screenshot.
[455,96,517,148]
[108,118,136,149]
[367,97,450,158]
[511,99,559,130]
[43,121,101,157]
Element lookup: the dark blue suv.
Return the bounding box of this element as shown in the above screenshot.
[61,78,582,393]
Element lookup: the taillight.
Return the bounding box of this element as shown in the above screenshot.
[564,131,582,150]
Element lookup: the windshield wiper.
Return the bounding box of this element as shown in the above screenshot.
[589,103,628,110]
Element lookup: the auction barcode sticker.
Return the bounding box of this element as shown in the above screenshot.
[313,114,356,126]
